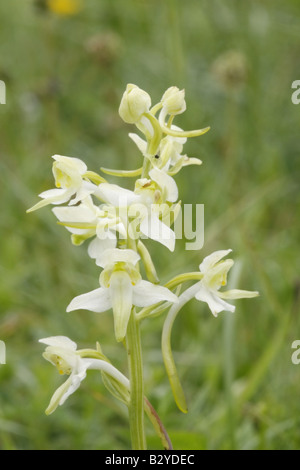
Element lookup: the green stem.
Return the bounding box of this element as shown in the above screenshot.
[141,157,151,179]
[80,348,172,449]
[126,310,147,450]
[162,283,200,413]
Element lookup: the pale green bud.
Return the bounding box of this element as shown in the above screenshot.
[161,86,186,115]
[119,84,151,124]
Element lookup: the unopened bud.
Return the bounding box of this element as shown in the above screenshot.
[161,86,186,115]
[119,84,151,124]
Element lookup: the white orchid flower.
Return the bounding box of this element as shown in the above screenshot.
[39,336,129,415]
[162,250,259,412]
[195,249,259,317]
[159,132,202,174]
[27,155,97,213]
[51,197,126,261]
[96,169,178,251]
[148,167,178,202]
[67,248,178,342]
[128,126,186,163]
[128,128,201,175]
[132,168,178,251]
[159,133,186,167]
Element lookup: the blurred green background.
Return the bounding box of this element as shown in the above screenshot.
[0,0,299,450]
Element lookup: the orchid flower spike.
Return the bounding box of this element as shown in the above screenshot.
[66,248,178,342]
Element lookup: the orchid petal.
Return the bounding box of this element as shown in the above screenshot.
[60,374,84,404]
[95,183,140,207]
[27,188,71,212]
[149,167,178,203]
[53,204,96,223]
[96,248,140,268]
[204,259,234,290]
[182,157,203,167]
[128,133,148,156]
[66,287,111,313]
[218,289,259,300]
[52,155,87,174]
[69,181,97,205]
[100,166,142,178]
[88,236,116,261]
[45,376,73,415]
[110,271,133,342]
[52,204,97,234]
[38,188,70,200]
[140,213,175,252]
[199,249,232,273]
[133,280,178,307]
[39,336,77,350]
[195,285,235,317]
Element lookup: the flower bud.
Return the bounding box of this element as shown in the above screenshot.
[119,84,151,124]
[161,86,186,115]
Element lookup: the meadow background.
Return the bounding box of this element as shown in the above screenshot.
[0,0,299,450]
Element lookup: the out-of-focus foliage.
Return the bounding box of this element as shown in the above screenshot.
[0,0,299,450]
